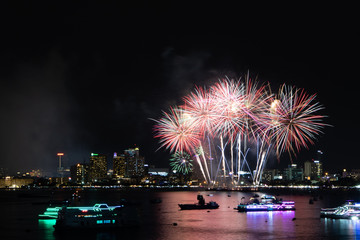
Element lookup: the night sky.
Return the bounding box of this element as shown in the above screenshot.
[0,2,358,175]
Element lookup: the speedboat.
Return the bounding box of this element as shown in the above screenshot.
[236,195,295,212]
[179,194,219,210]
[321,201,360,219]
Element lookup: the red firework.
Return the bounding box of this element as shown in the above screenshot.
[265,84,326,156]
[153,107,201,153]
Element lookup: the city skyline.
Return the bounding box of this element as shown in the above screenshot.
[0,148,342,180]
[0,2,359,174]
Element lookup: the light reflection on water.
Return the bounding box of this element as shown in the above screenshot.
[246,211,295,237]
[323,218,360,238]
[2,190,360,239]
[38,219,56,240]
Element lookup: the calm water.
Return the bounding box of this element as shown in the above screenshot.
[1,188,360,240]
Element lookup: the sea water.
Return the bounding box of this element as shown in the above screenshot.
[0,188,360,240]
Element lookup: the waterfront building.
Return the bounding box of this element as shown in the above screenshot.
[124,148,145,177]
[89,153,107,182]
[70,163,90,185]
[49,177,70,185]
[304,161,312,180]
[147,166,169,185]
[312,160,323,180]
[283,164,304,181]
[312,150,324,180]
[113,152,126,178]
[304,159,323,181]
[262,169,285,183]
[0,176,34,188]
[262,169,276,182]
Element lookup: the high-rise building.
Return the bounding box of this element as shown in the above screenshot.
[304,150,324,181]
[113,152,126,178]
[312,160,323,180]
[304,159,323,180]
[89,153,107,182]
[312,150,324,179]
[284,164,304,181]
[70,163,90,184]
[304,161,312,179]
[262,169,276,182]
[124,148,145,177]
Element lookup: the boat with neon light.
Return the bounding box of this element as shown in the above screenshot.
[178,194,219,210]
[320,201,360,219]
[236,195,295,212]
[38,206,63,219]
[53,203,139,230]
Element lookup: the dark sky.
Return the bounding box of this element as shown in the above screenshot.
[0,2,358,175]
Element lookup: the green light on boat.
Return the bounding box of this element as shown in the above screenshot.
[38,219,56,229]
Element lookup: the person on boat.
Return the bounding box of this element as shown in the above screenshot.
[197,195,205,205]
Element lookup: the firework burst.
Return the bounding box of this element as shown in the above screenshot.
[170,151,193,174]
[266,84,326,157]
[211,78,247,139]
[182,86,217,136]
[152,73,327,186]
[153,107,201,153]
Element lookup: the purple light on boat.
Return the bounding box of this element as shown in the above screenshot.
[245,202,295,211]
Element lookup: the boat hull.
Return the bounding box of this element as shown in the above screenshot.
[320,213,354,219]
[178,204,219,210]
[54,206,139,230]
[320,208,360,219]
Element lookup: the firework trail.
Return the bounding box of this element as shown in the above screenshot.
[196,145,212,183]
[211,78,247,182]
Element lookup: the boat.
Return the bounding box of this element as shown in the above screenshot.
[236,195,295,212]
[38,206,63,219]
[53,203,139,230]
[178,194,219,210]
[320,201,360,219]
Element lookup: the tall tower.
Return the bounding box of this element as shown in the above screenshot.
[89,153,107,182]
[57,153,64,183]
